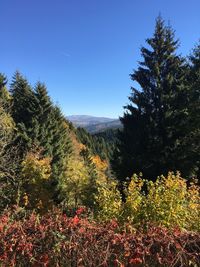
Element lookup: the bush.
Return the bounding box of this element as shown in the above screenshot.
[96,172,200,232]
[122,174,144,225]
[0,208,199,267]
[143,172,200,231]
[95,178,122,221]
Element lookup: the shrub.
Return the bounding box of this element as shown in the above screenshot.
[122,174,144,225]
[95,172,200,232]
[143,172,200,231]
[0,208,199,267]
[95,178,122,221]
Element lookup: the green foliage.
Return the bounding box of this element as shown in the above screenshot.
[0,73,11,112]
[0,76,19,211]
[9,73,73,204]
[50,107,72,178]
[186,41,200,178]
[76,127,117,160]
[0,75,13,141]
[0,73,7,88]
[112,16,195,181]
[10,71,36,127]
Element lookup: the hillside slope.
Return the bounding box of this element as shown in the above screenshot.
[67,115,121,133]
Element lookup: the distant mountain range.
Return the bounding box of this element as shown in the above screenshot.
[67,115,122,134]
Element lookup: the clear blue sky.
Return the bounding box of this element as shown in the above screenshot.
[1,0,200,118]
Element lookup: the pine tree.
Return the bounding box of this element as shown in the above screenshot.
[50,106,72,187]
[113,17,190,181]
[10,72,73,204]
[10,72,37,153]
[29,82,53,150]
[76,127,116,160]
[0,83,19,210]
[10,72,36,125]
[186,42,200,178]
[0,73,7,88]
[0,73,11,112]
[32,86,72,202]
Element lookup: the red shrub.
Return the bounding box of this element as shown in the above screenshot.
[0,208,199,266]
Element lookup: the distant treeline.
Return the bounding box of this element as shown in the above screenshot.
[76,127,118,160]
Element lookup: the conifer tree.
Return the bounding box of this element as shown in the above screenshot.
[29,82,53,150]
[32,88,73,202]
[80,148,99,209]
[0,74,11,112]
[187,42,200,178]
[33,84,72,176]
[10,72,36,126]
[10,72,73,203]
[0,87,18,210]
[10,72,37,153]
[113,17,190,181]
[50,106,72,193]
[0,73,7,88]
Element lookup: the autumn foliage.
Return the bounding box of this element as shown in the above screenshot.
[0,208,199,267]
[20,150,53,211]
[96,172,200,232]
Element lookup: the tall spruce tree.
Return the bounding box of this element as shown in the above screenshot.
[0,73,7,88]
[187,42,200,178]
[10,72,36,126]
[50,106,72,189]
[0,73,11,112]
[10,72,72,203]
[113,17,190,181]
[10,72,38,153]
[30,82,53,150]
[0,75,19,210]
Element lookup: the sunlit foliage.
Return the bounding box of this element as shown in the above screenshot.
[21,150,52,212]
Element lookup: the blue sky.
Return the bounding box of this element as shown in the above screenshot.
[1,0,200,118]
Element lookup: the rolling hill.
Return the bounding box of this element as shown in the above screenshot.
[67,115,122,133]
